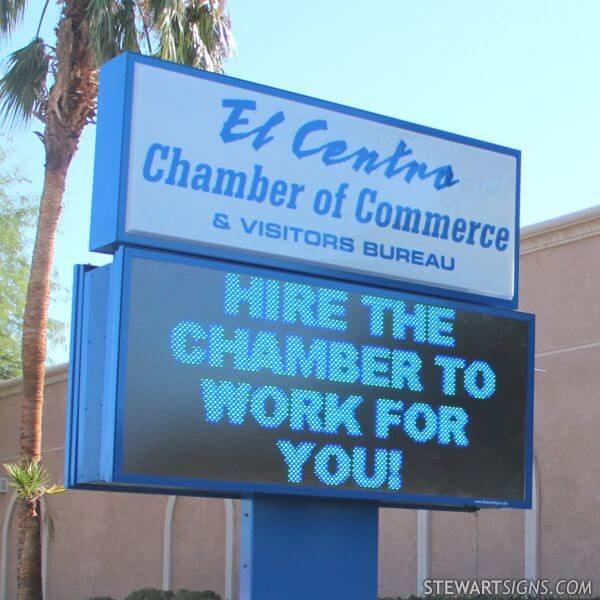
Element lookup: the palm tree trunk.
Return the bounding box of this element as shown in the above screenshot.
[18,149,74,600]
[21,166,66,460]
[16,500,42,600]
[16,1,97,595]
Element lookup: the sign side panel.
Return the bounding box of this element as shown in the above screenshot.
[66,264,111,487]
[65,265,86,488]
[523,314,536,509]
[75,266,111,483]
[89,53,130,253]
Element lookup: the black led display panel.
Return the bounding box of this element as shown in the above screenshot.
[115,250,534,508]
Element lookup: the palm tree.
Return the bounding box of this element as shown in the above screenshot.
[0,2,234,598]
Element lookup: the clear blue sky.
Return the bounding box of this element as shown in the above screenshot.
[3,0,599,364]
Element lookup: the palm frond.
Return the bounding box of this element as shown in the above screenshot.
[153,0,185,64]
[87,0,119,64]
[134,0,153,53]
[151,0,233,71]
[212,2,235,66]
[0,37,49,127]
[115,0,141,54]
[142,0,170,20]
[35,0,50,38]
[4,460,66,498]
[4,459,65,515]
[4,460,48,498]
[0,0,28,36]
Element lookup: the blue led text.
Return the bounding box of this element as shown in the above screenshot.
[277,439,404,490]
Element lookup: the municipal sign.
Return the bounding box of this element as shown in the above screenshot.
[90,53,520,307]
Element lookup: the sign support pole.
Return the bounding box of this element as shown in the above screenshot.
[239,495,379,600]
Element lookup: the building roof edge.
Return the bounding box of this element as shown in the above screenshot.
[520,205,600,254]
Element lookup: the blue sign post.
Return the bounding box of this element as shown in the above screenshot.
[240,497,378,599]
[66,53,534,599]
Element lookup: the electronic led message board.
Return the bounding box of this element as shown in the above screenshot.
[67,247,534,508]
[90,53,520,307]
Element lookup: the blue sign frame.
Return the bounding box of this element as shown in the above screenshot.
[90,52,521,310]
[66,245,535,509]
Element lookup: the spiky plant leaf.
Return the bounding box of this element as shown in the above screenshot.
[4,459,46,498]
[0,0,28,36]
[4,459,65,515]
[0,37,49,127]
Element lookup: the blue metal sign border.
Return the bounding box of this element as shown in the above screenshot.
[90,52,521,310]
[67,245,534,509]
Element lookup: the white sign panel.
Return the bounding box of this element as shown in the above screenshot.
[91,54,520,306]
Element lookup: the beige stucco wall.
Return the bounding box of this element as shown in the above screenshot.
[519,227,600,585]
[2,207,600,599]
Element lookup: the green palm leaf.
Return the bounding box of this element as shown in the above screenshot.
[115,0,141,54]
[87,0,119,64]
[0,37,49,127]
[4,459,66,515]
[150,0,233,71]
[0,0,28,36]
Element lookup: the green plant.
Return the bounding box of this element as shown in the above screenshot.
[3,459,65,516]
[175,590,221,600]
[124,589,175,600]
[119,590,222,600]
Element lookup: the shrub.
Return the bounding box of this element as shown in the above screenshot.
[124,589,175,600]
[120,589,221,600]
[175,591,221,600]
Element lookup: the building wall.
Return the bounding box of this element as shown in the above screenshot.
[2,208,600,599]
[519,218,600,586]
